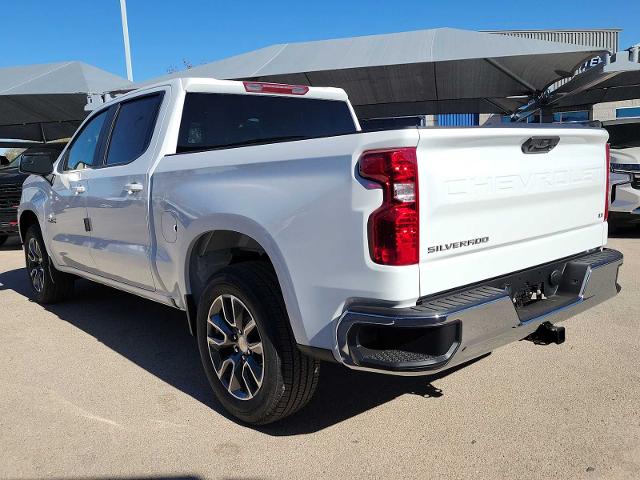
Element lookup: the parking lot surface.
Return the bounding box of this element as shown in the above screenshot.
[1,234,639,480]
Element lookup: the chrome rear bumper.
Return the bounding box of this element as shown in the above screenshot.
[335,249,623,375]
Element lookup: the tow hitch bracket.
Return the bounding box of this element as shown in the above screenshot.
[525,321,566,345]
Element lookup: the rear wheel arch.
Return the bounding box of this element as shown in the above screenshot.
[184,229,301,339]
[186,230,272,297]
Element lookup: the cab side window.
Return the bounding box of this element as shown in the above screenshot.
[105,94,162,166]
[65,110,109,171]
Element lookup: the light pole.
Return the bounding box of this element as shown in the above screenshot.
[120,0,134,81]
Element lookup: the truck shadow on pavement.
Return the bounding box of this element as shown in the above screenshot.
[0,266,485,435]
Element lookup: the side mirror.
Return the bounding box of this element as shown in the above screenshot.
[19,155,54,176]
[0,155,9,166]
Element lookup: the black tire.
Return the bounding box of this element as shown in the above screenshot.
[24,224,74,304]
[196,261,320,425]
[0,235,7,247]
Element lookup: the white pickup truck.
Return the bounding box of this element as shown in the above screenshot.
[605,119,640,227]
[19,78,622,424]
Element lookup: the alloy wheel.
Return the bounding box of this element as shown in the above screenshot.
[206,294,264,400]
[27,237,46,293]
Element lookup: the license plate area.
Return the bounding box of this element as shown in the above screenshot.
[511,281,546,308]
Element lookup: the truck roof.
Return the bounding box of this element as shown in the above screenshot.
[114,77,350,104]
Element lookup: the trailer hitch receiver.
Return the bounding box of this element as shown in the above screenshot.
[525,321,566,345]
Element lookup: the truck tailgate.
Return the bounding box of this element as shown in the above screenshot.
[416,126,609,297]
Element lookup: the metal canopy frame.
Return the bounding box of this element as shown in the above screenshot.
[516,46,640,119]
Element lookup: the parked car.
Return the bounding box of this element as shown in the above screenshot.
[604,119,640,227]
[0,145,65,247]
[19,78,622,424]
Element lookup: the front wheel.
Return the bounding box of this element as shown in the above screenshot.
[197,261,320,425]
[24,225,74,304]
[0,235,7,247]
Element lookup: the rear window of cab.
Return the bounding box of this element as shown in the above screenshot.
[177,92,357,153]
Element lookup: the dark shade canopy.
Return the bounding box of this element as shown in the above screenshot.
[133,28,603,117]
[0,61,130,142]
[0,139,66,149]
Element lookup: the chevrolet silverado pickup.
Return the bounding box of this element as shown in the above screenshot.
[18,78,622,424]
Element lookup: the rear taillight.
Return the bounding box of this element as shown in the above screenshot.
[359,147,419,266]
[243,81,309,95]
[605,143,610,222]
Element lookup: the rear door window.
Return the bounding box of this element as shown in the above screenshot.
[105,94,162,166]
[177,93,357,153]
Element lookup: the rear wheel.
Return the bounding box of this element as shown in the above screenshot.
[197,261,320,425]
[24,225,74,304]
[0,235,7,247]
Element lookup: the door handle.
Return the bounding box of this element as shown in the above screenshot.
[124,182,144,194]
[71,185,86,195]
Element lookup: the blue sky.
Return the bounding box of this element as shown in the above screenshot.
[2,0,639,82]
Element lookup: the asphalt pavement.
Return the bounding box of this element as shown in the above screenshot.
[1,233,639,480]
